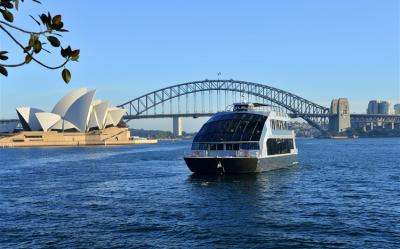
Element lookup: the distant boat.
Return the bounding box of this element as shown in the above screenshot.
[184,102,298,174]
[330,136,348,139]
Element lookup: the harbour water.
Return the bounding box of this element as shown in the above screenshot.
[0,138,399,248]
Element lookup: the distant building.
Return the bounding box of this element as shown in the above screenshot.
[0,119,19,133]
[367,100,394,115]
[394,104,400,115]
[367,100,379,114]
[378,101,392,115]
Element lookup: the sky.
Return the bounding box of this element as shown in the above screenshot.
[0,0,399,132]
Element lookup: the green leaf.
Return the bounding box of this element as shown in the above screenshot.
[28,38,34,47]
[24,46,31,53]
[0,51,8,55]
[0,54,8,60]
[0,1,13,9]
[52,15,61,25]
[15,0,19,10]
[47,36,60,47]
[39,13,48,25]
[25,54,32,64]
[60,47,67,58]
[51,15,64,30]
[61,46,72,58]
[33,39,42,53]
[71,49,80,58]
[71,55,79,62]
[1,9,14,22]
[62,68,71,83]
[0,66,8,77]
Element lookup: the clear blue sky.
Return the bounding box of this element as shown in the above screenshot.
[1,0,399,131]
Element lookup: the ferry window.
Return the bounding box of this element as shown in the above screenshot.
[199,144,208,150]
[240,143,249,150]
[232,120,249,141]
[226,144,233,150]
[251,121,264,140]
[267,139,294,155]
[233,144,240,150]
[191,143,199,150]
[193,113,267,143]
[217,144,224,150]
[270,120,289,130]
[240,143,260,150]
[209,144,217,150]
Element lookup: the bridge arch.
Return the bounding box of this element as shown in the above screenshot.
[118,79,330,131]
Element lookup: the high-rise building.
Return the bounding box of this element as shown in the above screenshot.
[394,104,400,115]
[367,100,393,115]
[378,101,392,115]
[367,100,379,114]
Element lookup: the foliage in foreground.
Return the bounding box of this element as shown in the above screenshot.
[0,0,79,83]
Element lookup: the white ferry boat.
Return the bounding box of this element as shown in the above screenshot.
[184,102,298,174]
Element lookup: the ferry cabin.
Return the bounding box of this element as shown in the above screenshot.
[190,111,297,159]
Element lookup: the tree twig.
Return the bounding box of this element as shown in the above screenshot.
[0,61,26,67]
[0,24,70,70]
[0,20,49,35]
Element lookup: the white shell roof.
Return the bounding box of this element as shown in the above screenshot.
[16,107,44,131]
[107,107,126,126]
[63,90,96,132]
[52,88,88,117]
[93,101,109,129]
[50,119,79,131]
[35,112,61,131]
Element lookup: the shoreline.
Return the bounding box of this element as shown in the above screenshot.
[0,127,158,148]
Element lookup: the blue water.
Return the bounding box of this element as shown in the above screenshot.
[0,138,399,248]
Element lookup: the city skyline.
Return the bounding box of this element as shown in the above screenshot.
[1,0,399,132]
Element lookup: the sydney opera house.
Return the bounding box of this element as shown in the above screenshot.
[16,88,126,132]
[0,88,160,147]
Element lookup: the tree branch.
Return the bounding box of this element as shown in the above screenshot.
[0,20,49,35]
[0,24,70,70]
[0,61,26,67]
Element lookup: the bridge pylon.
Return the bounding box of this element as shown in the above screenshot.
[328,98,351,133]
[173,116,182,137]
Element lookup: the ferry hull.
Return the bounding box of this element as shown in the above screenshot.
[184,154,297,174]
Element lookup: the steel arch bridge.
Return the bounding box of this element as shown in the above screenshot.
[118,79,330,131]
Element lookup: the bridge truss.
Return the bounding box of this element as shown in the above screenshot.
[118,79,331,131]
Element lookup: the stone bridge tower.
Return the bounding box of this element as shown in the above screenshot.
[329,98,351,133]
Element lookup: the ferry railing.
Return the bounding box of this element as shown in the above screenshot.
[190,150,259,158]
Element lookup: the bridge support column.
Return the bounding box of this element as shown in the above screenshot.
[370,122,374,131]
[391,122,394,130]
[362,125,367,132]
[328,98,351,133]
[173,117,182,137]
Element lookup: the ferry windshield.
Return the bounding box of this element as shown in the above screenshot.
[193,113,267,143]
